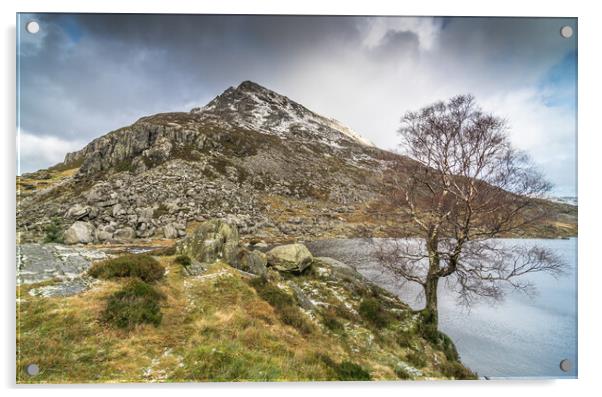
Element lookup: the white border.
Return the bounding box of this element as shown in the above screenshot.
[3,1,601,396]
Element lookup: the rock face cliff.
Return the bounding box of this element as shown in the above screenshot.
[63,81,376,177]
[16,81,577,243]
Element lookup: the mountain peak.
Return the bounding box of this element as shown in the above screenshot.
[236,80,267,92]
[191,81,374,148]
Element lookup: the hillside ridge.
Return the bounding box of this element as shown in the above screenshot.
[16,81,577,244]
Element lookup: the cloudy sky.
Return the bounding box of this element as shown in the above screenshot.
[17,14,577,196]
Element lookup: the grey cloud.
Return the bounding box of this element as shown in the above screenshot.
[371,30,420,59]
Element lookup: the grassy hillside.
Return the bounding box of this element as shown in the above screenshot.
[17,255,476,383]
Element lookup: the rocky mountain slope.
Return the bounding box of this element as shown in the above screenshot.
[16,81,577,244]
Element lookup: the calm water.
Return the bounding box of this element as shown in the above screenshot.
[307,238,578,379]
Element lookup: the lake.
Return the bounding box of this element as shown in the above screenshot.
[306,238,578,379]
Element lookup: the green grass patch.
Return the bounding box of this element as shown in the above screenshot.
[321,307,345,332]
[88,254,165,282]
[358,297,391,328]
[248,277,314,335]
[175,341,283,381]
[102,279,165,329]
[320,355,372,381]
[396,330,413,348]
[406,351,427,369]
[174,255,191,267]
[249,277,294,310]
[395,365,413,380]
[439,361,477,380]
[43,216,64,243]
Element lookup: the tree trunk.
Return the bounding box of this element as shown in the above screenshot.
[424,232,440,328]
[424,273,439,328]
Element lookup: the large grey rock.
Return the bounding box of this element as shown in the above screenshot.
[308,257,367,294]
[64,221,95,245]
[112,203,126,217]
[162,223,179,239]
[235,249,267,276]
[267,243,313,273]
[290,284,315,310]
[95,226,113,242]
[176,219,239,264]
[113,226,136,241]
[65,204,91,220]
[86,182,111,204]
[17,243,107,285]
[29,278,94,298]
[137,207,154,223]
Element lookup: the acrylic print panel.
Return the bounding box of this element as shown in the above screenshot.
[16,14,577,383]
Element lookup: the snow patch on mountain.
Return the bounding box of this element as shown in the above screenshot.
[191,81,374,148]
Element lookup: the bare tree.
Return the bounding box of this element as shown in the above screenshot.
[376,95,566,329]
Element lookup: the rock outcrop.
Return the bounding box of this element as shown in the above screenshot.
[17,243,108,296]
[64,221,95,244]
[236,248,268,276]
[266,243,313,273]
[176,219,240,264]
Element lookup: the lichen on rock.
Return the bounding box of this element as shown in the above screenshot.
[267,243,313,273]
[176,219,240,265]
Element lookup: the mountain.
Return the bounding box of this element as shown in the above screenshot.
[16,81,577,244]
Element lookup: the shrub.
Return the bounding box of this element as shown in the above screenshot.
[358,297,390,328]
[395,366,412,380]
[406,351,427,368]
[440,333,460,361]
[335,361,372,381]
[43,216,64,243]
[320,356,371,381]
[320,355,370,381]
[175,255,191,267]
[102,279,165,329]
[397,330,413,348]
[88,254,165,282]
[440,361,477,380]
[114,160,135,173]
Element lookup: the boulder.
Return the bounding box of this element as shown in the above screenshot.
[95,227,113,242]
[65,204,91,220]
[176,219,239,264]
[86,182,111,204]
[267,243,313,273]
[113,227,136,241]
[163,223,179,239]
[137,207,154,223]
[112,203,126,217]
[312,257,366,289]
[290,284,315,310]
[236,249,268,276]
[64,221,95,245]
